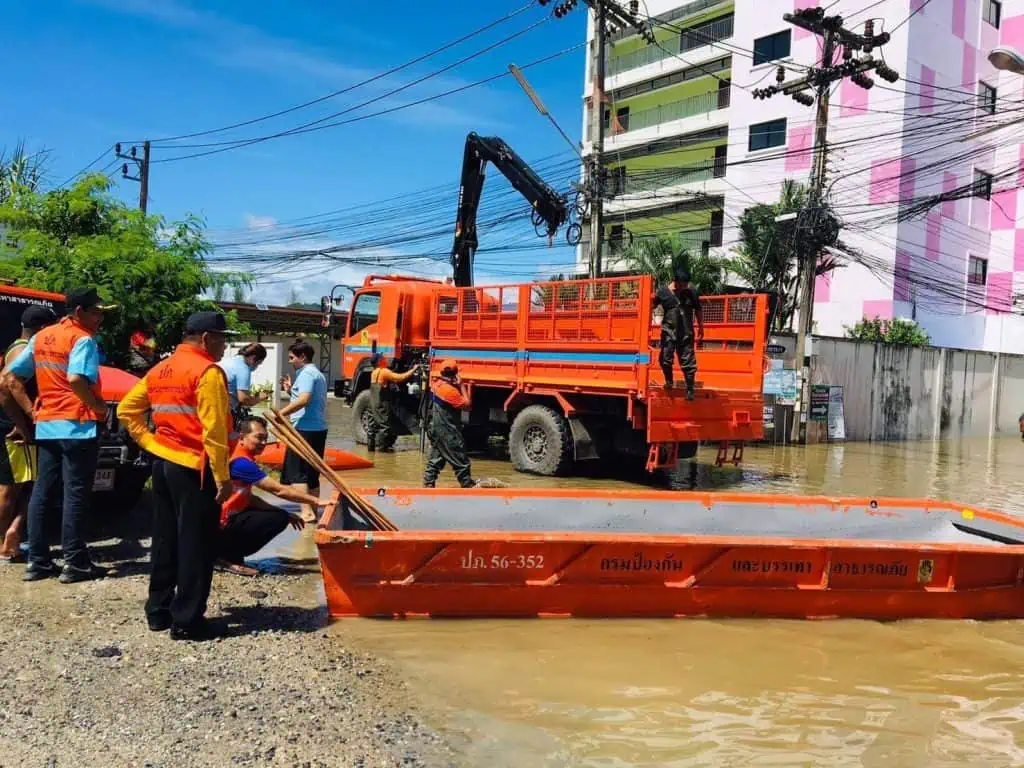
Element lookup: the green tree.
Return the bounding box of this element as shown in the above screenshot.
[0,141,48,203]
[617,233,727,295]
[844,316,930,346]
[731,179,843,331]
[0,173,253,365]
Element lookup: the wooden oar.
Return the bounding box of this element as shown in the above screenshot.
[267,410,397,531]
[267,415,394,532]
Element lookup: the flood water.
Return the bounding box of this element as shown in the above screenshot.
[298,401,1024,766]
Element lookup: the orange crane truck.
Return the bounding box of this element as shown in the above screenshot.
[335,133,769,475]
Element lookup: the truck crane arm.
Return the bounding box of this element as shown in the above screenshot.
[451,132,568,287]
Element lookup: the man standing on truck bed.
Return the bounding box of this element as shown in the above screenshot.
[3,288,115,583]
[0,305,58,561]
[654,268,704,400]
[118,311,235,640]
[423,359,477,489]
[367,354,420,453]
[279,340,328,523]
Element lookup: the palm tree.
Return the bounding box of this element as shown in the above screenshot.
[617,233,727,295]
[731,179,843,330]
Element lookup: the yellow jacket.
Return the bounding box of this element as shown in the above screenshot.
[117,367,231,484]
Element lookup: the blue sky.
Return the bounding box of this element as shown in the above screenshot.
[2,0,587,303]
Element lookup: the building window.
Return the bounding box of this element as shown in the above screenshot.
[984,0,1001,28]
[973,169,993,199]
[968,255,988,286]
[610,165,627,196]
[979,81,997,114]
[710,210,724,247]
[615,106,630,133]
[713,144,727,178]
[748,118,787,152]
[717,78,731,109]
[752,30,792,66]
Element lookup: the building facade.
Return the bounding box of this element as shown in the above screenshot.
[580,0,1024,353]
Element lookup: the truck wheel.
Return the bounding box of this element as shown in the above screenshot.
[510,405,572,476]
[351,390,373,445]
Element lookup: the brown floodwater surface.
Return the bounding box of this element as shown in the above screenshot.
[313,400,1024,767]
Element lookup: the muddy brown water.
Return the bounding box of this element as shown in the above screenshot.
[264,400,1024,767]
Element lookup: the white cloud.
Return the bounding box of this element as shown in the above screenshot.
[244,214,277,230]
[80,0,505,131]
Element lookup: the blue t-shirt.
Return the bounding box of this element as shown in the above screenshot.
[229,456,267,486]
[290,363,327,431]
[8,333,101,440]
[224,355,253,410]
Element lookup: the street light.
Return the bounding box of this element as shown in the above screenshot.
[960,45,1024,141]
[989,45,1024,75]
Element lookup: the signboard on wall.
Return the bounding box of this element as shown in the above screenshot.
[809,385,830,422]
[763,360,798,405]
[827,385,846,441]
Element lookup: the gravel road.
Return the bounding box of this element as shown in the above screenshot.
[0,506,458,768]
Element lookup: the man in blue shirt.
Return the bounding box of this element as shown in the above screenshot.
[217,416,319,576]
[278,340,328,523]
[224,342,268,417]
[1,287,116,583]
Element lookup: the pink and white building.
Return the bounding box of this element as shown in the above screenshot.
[581,0,1024,352]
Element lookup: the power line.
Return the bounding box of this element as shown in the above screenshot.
[143,2,541,146]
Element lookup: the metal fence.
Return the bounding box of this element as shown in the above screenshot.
[609,15,734,76]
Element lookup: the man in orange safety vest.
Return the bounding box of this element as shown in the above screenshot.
[118,311,236,641]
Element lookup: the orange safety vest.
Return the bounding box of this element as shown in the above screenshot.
[33,317,103,424]
[146,343,232,464]
[220,441,258,527]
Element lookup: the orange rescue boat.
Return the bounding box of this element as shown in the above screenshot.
[314,488,1024,621]
[258,442,373,472]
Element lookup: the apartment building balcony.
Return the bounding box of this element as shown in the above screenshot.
[592,88,731,152]
[608,14,734,78]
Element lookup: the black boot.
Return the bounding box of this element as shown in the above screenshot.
[366,434,376,452]
[685,375,695,401]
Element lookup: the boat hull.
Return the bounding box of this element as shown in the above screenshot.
[314,489,1024,620]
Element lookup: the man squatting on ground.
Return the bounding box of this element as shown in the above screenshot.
[216,415,319,577]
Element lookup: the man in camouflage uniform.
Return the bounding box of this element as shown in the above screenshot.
[366,354,418,452]
[422,359,477,488]
[654,268,704,400]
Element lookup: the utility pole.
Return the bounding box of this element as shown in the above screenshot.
[588,1,607,279]
[547,0,655,277]
[752,8,898,442]
[116,140,151,213]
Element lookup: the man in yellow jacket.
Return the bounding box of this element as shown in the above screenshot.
[118,311,235,641]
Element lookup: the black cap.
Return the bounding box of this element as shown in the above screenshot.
[22,305,58,330]
[184,311,239,336]
[66,287,117,312]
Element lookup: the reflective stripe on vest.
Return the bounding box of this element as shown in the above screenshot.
[146,344,229,460]
[33,317,102,424]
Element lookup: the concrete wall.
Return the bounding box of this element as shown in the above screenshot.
[808,336,1024,442]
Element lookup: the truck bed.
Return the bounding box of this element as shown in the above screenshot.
[429,276,768,445]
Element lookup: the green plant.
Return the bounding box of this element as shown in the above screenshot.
[617,233,727,295]
[0,173,254,364]
[730,179,843,331]
[844,316,930,346]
